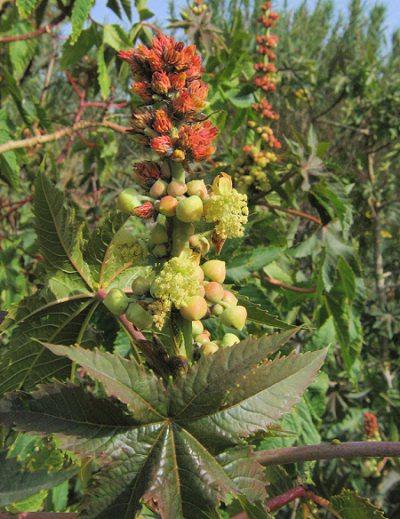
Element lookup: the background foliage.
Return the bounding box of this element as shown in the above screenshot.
[0,0,399,516]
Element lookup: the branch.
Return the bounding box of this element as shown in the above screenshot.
[263,275,316,294]
[0,13,66,43]
[0,120,130,155]
[256,441,400,465]
[262,202,322,225]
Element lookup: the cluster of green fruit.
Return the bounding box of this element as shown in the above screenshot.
[103,255,247,355]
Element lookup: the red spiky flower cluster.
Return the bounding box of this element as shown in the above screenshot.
[364,412,380,440]
[119,33,218,166]
[252,1,281,149]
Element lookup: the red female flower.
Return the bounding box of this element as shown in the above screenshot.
[173,80,209,114]
[131,81,152,102]
[151,71,171,94]
[133,201,154,219]
[134,162,161,186]
[179,121,218,161]
[364,412,380,439]
[151,135,174,155]
[153,109,173,134]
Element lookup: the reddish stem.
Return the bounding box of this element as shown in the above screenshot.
[262,202,322,225]
[264,275,316,294]
[0,13,66,43]
[267,486,307,511]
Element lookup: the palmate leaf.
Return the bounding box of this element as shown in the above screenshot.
[0,175,145,395]
[0,451,77,507]
[330,490,388,518]
[0,292,95,395]
[0,331,326,518]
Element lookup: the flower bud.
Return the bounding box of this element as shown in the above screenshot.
[103,288,129,316]
[192,320,204,336]
[201,342,219,356]
[201,260,226,283]
[187,180,208,199]
[131,275,152,296]
[220,305,247,330]
[212,303,224,316]
[222,290,238,306]
[153,244,168,257]
[176,195,203,223]
[204,281,224,303]
[167,180,188,197]
[159,195,178,217]
[221,333,240,348]
[195,332,211,345]
[180,295,208,321]
[150,223,169,245]
[117,188,141,214]
[126,302,153,329]
[149,179,168,198]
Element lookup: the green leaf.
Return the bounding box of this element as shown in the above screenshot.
[0,451,77,507]
[9,22,38,80]
[44,344,168,422]
[34,170,93,290]
[0,109,19,188]
[103,24,131,51]
[227,246,282,283]
[0,329,323,518]
[238,295,295,329]
[170,328,299,420]
[331,490,388,518]
[61,26,97,68]
[97,45,111,100]
[181,348,327,448]
[0,292,95,395]
[70,0,95,44]
[16,0,39,17]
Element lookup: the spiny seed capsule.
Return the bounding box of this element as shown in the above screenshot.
[180,295,208,321]
[201,260,226,283]
[149,179,168,198]
[150,223,169,245]
[192,320,204,336]
[167,180,188,196]
[117,188,141,214]
[204,281,224,303]
[159,195,178,217]
[131,276,152,296]
[222,290,238,306]
[176,195,204,223]
[220,305,247,330]
[187,180,208,199]
[125,302,153,329]
[202,342,219,356]
[221,333,240,347]
[103,288,129,316]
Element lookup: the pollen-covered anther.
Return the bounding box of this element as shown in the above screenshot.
[203,173,248,240]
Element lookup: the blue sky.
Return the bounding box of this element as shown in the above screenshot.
[91,0,399,36]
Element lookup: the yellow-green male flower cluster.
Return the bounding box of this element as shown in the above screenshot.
[204,173,249,240]
[152,251,202,309]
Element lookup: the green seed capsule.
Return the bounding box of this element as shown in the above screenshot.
[192,320,204,336]
[202,342,219,356]
[126,302,153,329]
[201,260,226,283]
[176,195,203,223]
[103,288,129,316]
[117,188,141,214]
[131,275,152,296]
[221,333,240,347]
[180,295,208,321]
[220,305,247,330]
